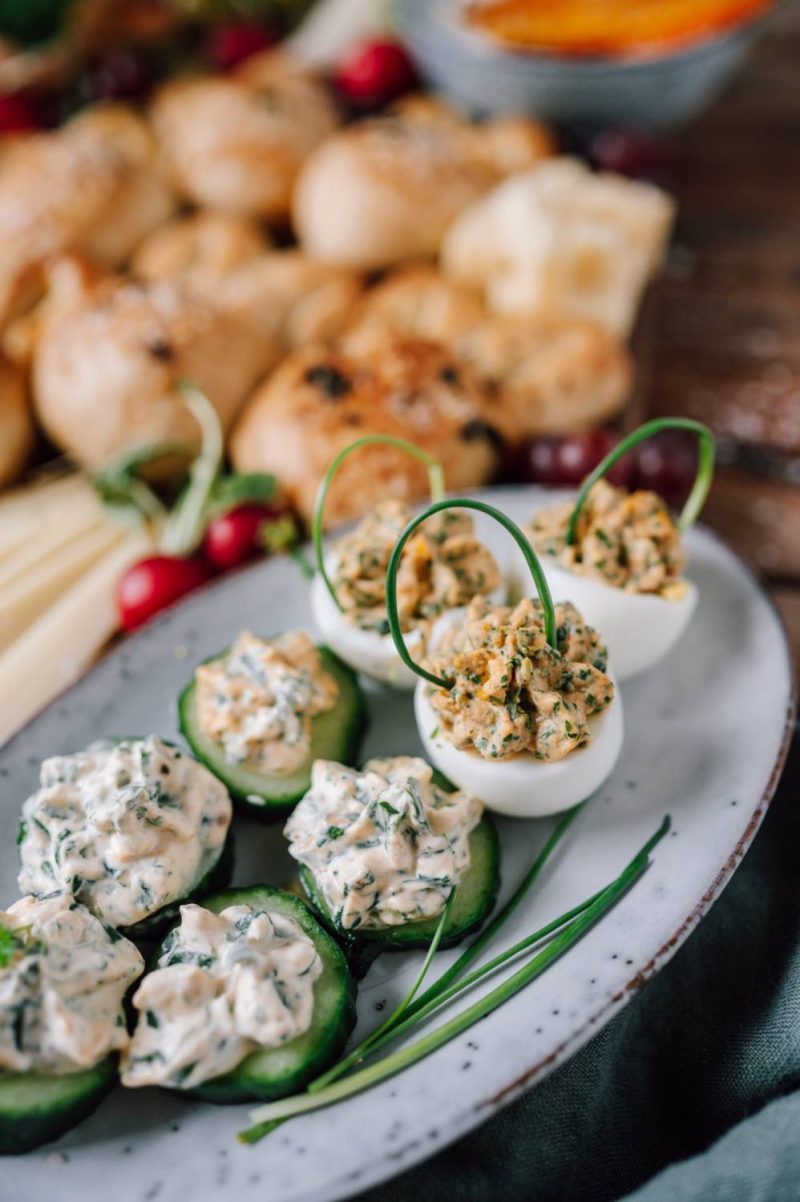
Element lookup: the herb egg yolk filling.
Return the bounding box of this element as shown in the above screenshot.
[331,500,501,640]
[527,479,687,598]
[424,595,614,762]
[284,757,482,931]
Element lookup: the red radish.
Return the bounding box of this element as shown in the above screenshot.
[206,21,276,71]
[118,556,212,633]
[0,93,38,134]
[335,39,417,109]
[201,503,282,571]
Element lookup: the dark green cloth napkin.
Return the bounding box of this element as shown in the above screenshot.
[355,735,800,1202]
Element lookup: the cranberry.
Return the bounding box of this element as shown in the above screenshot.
[520,430,633,488]
[335,39,417,110]
[588,127,670,183]
[81,51,154,102]
[117,556,212,633]
[205,21,276,71]
[0,93,38,134]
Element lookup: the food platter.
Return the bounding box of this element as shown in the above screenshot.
[0,484,793,1202]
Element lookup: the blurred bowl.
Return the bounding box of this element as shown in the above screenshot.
[396,0,768,129]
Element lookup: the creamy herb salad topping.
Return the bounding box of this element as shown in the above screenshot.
[17,737,231,929]
[426,596,613,762]
[195,630,339,774]
[332,500,500,639]
[0,892,143,1075]
[122,902,322,1090]
[527,479,686,596]
[284,757,481,930]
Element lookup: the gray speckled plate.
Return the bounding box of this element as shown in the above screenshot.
[0,487,793,1202]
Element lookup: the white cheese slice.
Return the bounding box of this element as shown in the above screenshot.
[0,521,125,654]
[0,526,154,747]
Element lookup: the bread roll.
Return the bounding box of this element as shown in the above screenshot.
[231,336,502,525]
[150,53,339,220]
[443,157,675,339]
[32,258,274,472]
[0,355,34,487]
[294,98,553,270]
[0,104,175,328]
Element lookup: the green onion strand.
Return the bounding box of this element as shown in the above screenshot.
[312,436,446,612]
[239,815,670,1142]
[386,498,557,690]
[566,418,716,546]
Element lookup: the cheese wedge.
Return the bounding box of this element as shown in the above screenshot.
[0,526,154,747]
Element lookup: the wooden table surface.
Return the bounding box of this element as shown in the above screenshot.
[646,2,800,667]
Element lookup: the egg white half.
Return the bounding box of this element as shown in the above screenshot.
[536,558,698,682]
[415,673,624,818]
[310,570,421,689]
[311,550,508,689]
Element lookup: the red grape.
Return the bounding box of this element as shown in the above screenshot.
[632,430,698,505]
[201,503,282,572]
[206,21,276,71]
[0,93,38,134]
[117,556,212,633]
[519,430,633,488]
[335,40,417,110]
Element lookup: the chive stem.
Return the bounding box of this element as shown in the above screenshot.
[241,817,667,1140]
[565,418,716,546]
[403,802,584,1023]
[309,890,455,1093]
[239,816,670,1142]
[312,436,446,612]
[386,499,557,689]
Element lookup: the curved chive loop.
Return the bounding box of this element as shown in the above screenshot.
[566,418,716,547]
[386,498,557,691]
[312,436,446,612]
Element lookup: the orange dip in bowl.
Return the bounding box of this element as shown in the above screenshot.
[466,0,772,57]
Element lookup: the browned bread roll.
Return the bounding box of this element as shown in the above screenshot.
[0,355,34,488]
[0,104,175,329]
[32,257,274,472]
[293,97,553,270]
[230,336,502,525]
[150,53,339,221]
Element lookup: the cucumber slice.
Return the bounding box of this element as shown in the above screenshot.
[120,826,234,945]
[298,815,500,970]
[177,645,366,818]
[0,1056,116,1156]
[149,886,356,1104]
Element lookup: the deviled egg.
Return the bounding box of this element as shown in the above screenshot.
[386,498,623,818]
[525,419,715,681]
[310,435,504,688]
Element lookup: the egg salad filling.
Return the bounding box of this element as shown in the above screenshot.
[195,630,339,775]
[284,757,481,930]
[121,902,322,1090]
[331,500,501,639]
[0,892,143,1075]
[17,737,232,929]
[425,596,613,762]
[527,479,686,597]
